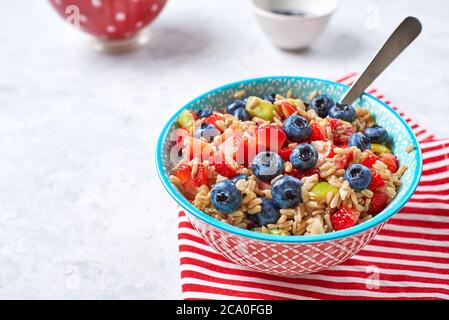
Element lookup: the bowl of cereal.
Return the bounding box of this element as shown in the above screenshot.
[156,76,422,276]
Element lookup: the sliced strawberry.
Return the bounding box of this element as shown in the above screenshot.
[368,191,389,215]
[331,207,360,231]
[255,125,286,152]
[330,118,354,146]
[362,150,380,168]
[204,114,224,130]
[210,154,238,178]
[326,141,335,158]
[172,163,192,184]
[217,124,242,145]
[328,118,340,131]
[192,164,208,187]
[290,167,320,180]
[310,123,326,141]
[242,134,258,164]
[172,128,190,150]
[279,146,294,162]
[369,170,385,189]
[334,151,353,170]
[182,179,198,201]
[381,153,397,173]
[219,134,243,160]
[184,137,214,161]
[219,130,258,165]
[257,180,271,191]
[280,101,297,119]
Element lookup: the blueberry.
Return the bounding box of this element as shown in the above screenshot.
[251,151,284,182]
[290,143,318,170]
[364,125,388,143]
[328,103,356,122]
[194,122,220,143]
[247,198,280,227]
[231,174,248,184]
[233,107,251,121]
[226,100,246,114]
[211,180,242,214]
[272,176,302,209]
[283,115,312,142]
[348,132,371,151]
[309,95,334,118]
[344,164,372,191]
[264,93,276,103]
[196,108,212,119]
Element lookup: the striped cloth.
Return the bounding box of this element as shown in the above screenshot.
[177,73,449,300]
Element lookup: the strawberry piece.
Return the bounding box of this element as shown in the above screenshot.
[280,101,297,119]
[217,125,242,145]
[368,170,385,189]
[279,146,294,162]
[310,123,326,141]
[255,125,286,152]
[257,180,271,190]
[192,164,208,187]
[334,151,353,170]
[204,114,224,130]
[329,118,354,146]
[210,154,238,178]
[368,191,389,215]
[290,167,319,180]
[172,128,190,150]
[328,118,339,131]
[219,129,258,165]
[182,179,198,201]
[381,153,398,173]
[172,163,192,184]
[331,207,360,231]
[219,134,243,160]
[326,141,335,158]
[362,150,380,168]
[241,134,258,164]
[184,137,214,161]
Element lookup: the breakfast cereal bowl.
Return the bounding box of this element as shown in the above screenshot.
[156,76,422,276]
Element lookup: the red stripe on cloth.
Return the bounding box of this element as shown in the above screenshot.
[334,72,358,83]
[419,177,449,186]
[178,73,448,300]
[182,270,449,298]
[398,206,449,216]
[378,229,449,241]
[180,257,449,298]
[367,239,449,254]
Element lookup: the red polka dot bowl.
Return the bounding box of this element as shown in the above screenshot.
[49,0,167,51]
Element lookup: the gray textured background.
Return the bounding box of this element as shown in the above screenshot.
[0,0,448,299]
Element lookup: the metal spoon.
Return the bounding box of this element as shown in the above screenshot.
[340,16,422,105]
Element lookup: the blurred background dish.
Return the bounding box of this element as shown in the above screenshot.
[252,0,338,50]
[49,0,167,52]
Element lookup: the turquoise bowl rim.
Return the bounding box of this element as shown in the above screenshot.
[156,76,423,243]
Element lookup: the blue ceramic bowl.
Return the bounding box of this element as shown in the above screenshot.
[156,76,422,275]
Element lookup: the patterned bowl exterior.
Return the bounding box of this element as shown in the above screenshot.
[156,76,423,276]
[185,210,386,276]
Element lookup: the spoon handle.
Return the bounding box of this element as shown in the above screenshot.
[340,16,422,105]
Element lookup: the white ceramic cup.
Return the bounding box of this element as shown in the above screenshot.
[252,0,338,50]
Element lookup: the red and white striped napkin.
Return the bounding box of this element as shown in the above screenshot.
[177,73,449,300]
